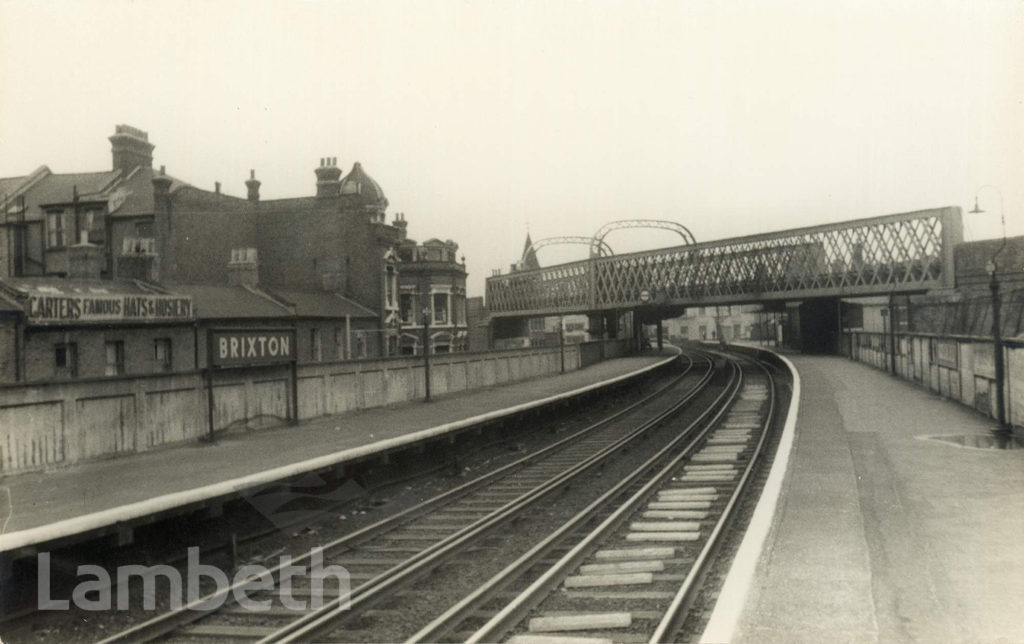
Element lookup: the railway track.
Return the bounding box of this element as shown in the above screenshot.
[406,350,777,644]
[98,349,718,644]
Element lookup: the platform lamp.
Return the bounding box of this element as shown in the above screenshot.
[421,303,432,402]
[969,185,1008,432]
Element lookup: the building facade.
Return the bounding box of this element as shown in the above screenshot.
[0,125,466,383]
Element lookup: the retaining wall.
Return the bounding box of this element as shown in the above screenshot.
[0,344,583,474]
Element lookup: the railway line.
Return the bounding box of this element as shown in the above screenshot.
[98,348,731,644]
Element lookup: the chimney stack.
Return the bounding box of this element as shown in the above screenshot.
[109,125,154,176]
[215,181,221,195]
[68,232,105,279]
[151,166,172,282]
[315,157,342,198]
[227,248,260,288]
[245,169,261,202]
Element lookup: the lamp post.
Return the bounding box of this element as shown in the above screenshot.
[969,185,1008,432]
[421,304,432,402]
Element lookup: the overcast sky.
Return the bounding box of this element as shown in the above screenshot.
[2,0,1021,296]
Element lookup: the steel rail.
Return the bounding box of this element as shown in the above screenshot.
[97,351,699,644]
[648,352,777,642]
[261,354,720,644]
[406,354,741,644]
[462,355,744,643]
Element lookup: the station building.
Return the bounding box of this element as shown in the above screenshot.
[0,125,464,383]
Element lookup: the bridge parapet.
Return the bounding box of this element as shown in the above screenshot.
[487,206,962,316]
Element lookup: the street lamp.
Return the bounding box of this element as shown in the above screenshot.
[969,185,1008,432]
[421,304,432,402]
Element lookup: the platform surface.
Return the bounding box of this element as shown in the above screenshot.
[0,351,673,550]
[731,355,1024,644]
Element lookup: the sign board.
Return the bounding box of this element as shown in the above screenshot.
[210,328,295,367]
[934,339,958,369]
[26,294,193,325]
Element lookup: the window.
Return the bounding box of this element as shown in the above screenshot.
[733,323,741,340]
[433,293,448,324]
[105,341,125,376]
[310,328,322,362]
[84,209,105,245]
[384,266,397,309]
[46,211,69,248]
[400,293,415,324]
[55,343,78,378]
[154,338,172,372]
[679,325,689,339]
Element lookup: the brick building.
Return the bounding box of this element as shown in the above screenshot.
[0,125,463,382]
[396,231,469,354]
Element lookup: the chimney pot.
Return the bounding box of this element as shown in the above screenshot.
[215,181,221,194]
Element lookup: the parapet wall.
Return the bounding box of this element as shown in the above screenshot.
[0,345,583,475]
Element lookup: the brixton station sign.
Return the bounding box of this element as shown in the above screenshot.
[210,329,296,367]
[26,294,193,325]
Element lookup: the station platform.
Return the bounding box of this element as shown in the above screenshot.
[705,354,1024,644]
[0,351,676,556]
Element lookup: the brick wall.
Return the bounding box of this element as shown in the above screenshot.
[22,325,195,381]
[162,188,257,284]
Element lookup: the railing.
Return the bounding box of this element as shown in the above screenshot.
[487,207,962,315]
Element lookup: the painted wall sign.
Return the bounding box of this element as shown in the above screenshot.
[26,294,193,325]
[210,329,295,367]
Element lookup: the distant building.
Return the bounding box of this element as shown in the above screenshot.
[396,232,468,354]
[662,304,764,343]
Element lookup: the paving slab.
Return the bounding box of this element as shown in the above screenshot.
[718,355,1024,644]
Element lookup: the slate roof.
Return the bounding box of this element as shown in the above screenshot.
[0,277,163,298]
[0,165,191,220]
[166,284,292,320]
[264,289,377,319]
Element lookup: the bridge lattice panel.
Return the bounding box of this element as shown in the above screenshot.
[487,207,961,315]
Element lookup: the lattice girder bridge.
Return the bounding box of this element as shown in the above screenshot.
[486,207,963,317]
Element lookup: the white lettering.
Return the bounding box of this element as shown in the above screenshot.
[279,336,290,357]
[246,336,258,357]
[219,337,228,359]
[268,337,279,355]
[230,337,240,358]
[117,565,183,611]
[278,555,306,611]
[72,565,111,611]
[186,547,229,611]
[308,547,350,611]
[37,553,70,610]
[232,565,273,612]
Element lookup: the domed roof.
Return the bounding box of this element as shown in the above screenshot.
[340,162,387,207]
